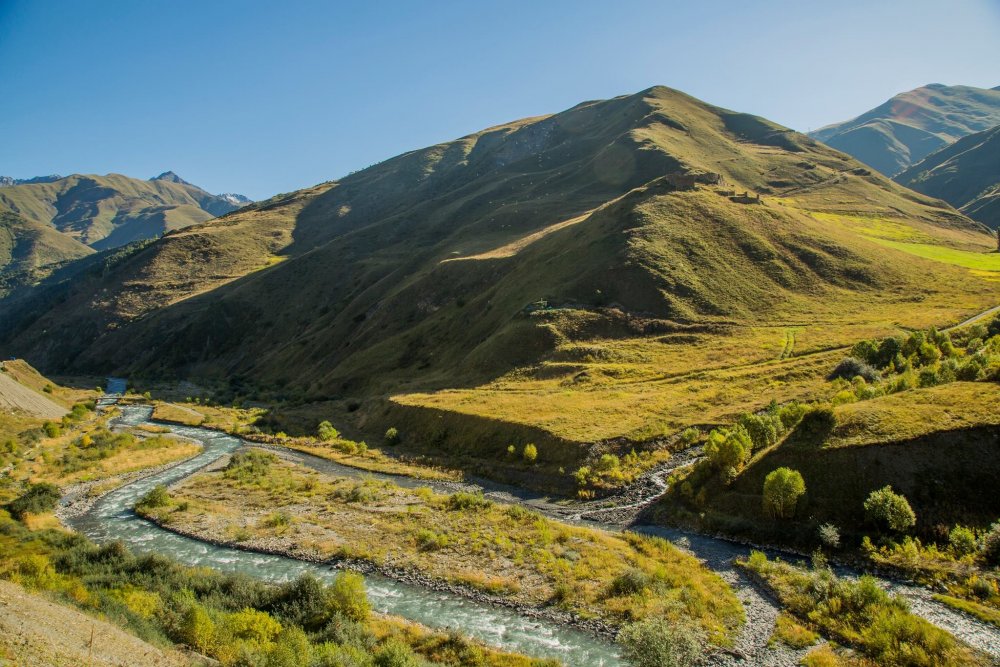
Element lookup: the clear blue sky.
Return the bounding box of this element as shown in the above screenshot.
[1,0,998,200]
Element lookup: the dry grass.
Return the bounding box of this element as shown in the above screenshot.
[149,455,744,642]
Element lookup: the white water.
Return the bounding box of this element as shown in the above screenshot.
[66,405,622,666]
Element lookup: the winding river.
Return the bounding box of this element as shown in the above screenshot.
[66,405,623,666]
[68,397,1000,666]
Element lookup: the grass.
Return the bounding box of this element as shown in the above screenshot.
[933,594,1000,629]
[769,611,818,649]
[738,551,986,666]
[141,453,745,643]
[867,238,1000,274]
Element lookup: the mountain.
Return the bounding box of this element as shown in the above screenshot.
[894,124,1000,230]
[2,86,996,477]
[0,210,95,295]
[810,84,1000,176]
[0,175,63,186]
[0,172,254,294]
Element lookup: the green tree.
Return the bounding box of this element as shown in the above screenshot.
[522,443,538,463]
[762,468,806,519]
[704,426,752,472]
[618,617,706,667]
[738,412,780,451]
[948,526,977,558]
[383,427,399,445]
[179,603,216,653]
[328,571,370,622]
[317,421,339,441]
[864,486,916,533]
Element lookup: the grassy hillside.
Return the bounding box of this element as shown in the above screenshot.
[4,86,999,487]
[0,210,94,294]
[0,172,252,295]
[896,124,1000,230]
[653,381,1000,543]
[810,84,1000,176]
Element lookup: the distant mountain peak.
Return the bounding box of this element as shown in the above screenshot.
[0,174,63,187]
[151,171,192,186]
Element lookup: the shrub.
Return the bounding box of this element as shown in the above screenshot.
[864,486,916,533]
[818,523,841,549]
[948,525,977,558]
[618,617,706,667]
[829,357,879,383]
[704,426,752,472]
[679,427,700,445]
[988,315,1000,339]
[522,443,537,463]
[383,427,399,445]
[414,529,448,551]
[224,450,277,483]
[317,421,340,441]
[373,638,420,667]
[43,421,61,438]
[739,412,780,451]
[981,521,1000,565]
[8,482,61,519]
[762,468,806,519]
[328,571,370,622]
[446,492,491,511]
[607,568,653,597]
[796,406,836,441]
[138,485,171,509]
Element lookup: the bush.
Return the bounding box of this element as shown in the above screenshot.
[981,521,1000,565]
[446,492,491,511]
[704,426,752,472]
[328,571,370,622]
[738,412,780,451]
[139,485,171,509]
[948,525,977,558]
[317,421,340,441]
[8,482,61,519]
[224,450,277,483]
[864,486,916,533]
[829,357,880,383]
[373,637,420,667]
[607,568,654,597]
[618,617,706,667]
[43,421,61,438]
[522,443,537,463]
[383,427,399,445]
[762,468,806,519]
[679,427,700,445]
[818,523,841,549]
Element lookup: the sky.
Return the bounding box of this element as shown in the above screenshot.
[1,0,998,200]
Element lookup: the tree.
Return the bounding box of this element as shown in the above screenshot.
[522,443,538,463]
[618,617,705,667]
[988,315,1000,340]
[383,427,399,445]
[948,526,977,558]
[317,421,339,441]
[738,412,780,451]
[762,468,806,519]
[328,571,370,622]
[864,486,916,532]
[705,427,752,472]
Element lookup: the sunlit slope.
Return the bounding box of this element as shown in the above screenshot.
[3,86,997,453]
[896,124,1000,230]
[810,84,1000,176]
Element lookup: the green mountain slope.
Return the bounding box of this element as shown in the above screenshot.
[3,86,997,479]
[810,84,1000,176]
[895,124,1000,230]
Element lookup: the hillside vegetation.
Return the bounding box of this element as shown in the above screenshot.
[0,172,250,295]
[3,86,999,490]
[810,84,1000,176]
[896,124,1000,230]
